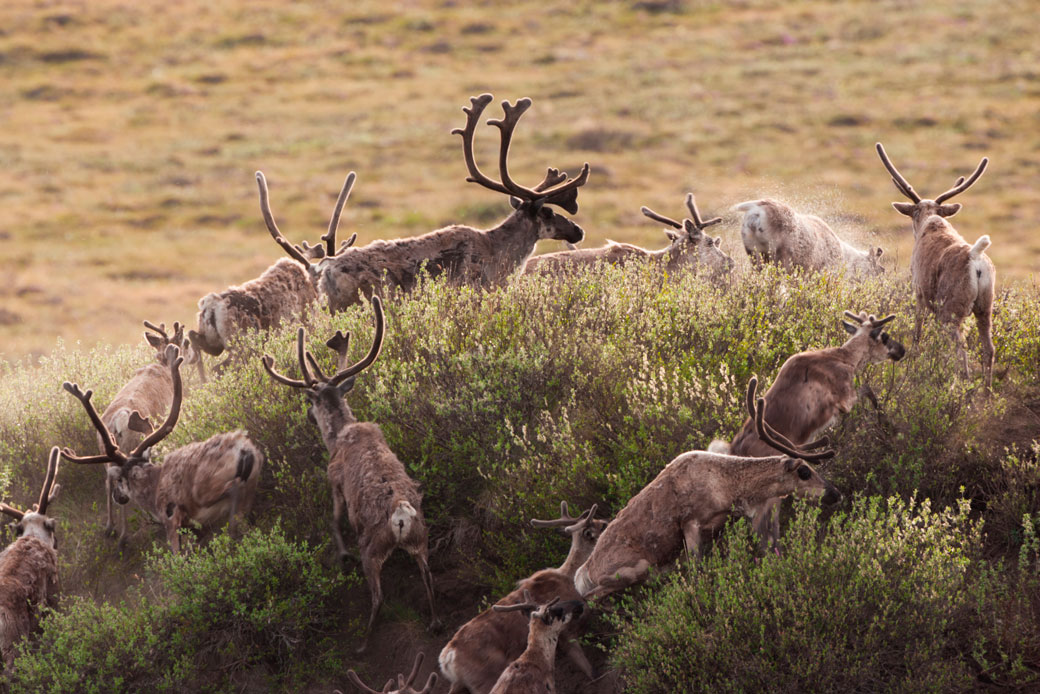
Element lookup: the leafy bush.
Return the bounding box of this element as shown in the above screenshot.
[8,525,349,693]
[610,495,1039,693]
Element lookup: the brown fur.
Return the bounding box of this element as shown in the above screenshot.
[0,537,58,669]
[573,451,839,597]
[439,511,605,693]
[736,199,884,275]
[487,600,585,694]
[190,258,317,356]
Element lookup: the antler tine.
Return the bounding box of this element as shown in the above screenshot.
[416,671,439,694]
[321,171,356,258]
[755,396,835,462]
[295,327,318,386]
[534,167,569,191]
[531,500,582,528]
[339,232,358,254]
[493,589,541,613]
[872,313,897,328]
[326,330,352,373]
[143,320,168,339]
[640,206,683,229]
[685,193,722,229]
[843,310,865,324]
[256,171,314,268]
[329,296,385,386]
[260,355,311,389]
[935,157,989,204]
[304,351,329,383]
[0,502,24,521]
[36,447,60,515]
[875,143,922,203]
[564,503,598,534]
[402,652,424,689]
[62,381,125,463]
[537,163,590,210]
[345,670,386,694]
[451,94,513,196]
[129,347,184,458]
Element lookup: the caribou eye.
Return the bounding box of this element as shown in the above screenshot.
[797,466,812,481]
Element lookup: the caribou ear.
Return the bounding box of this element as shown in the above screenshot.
[892,202,915,216]
[663,229,680,242]
[127,411,154,435]
[336,376,357,395]
[842,321,858,335]
[509,196,522,210]
[937,203,961,217]
[145,333,163,349]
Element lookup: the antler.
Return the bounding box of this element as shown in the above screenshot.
[321,171,357,257]
[935,157,989,203]
[746,377,833,460]
[36,447,60,515]
[344,653,437,694]
[453,94,589,212]
[256,171,315,268]
[0,502,24,521]
[844,310,896,329]
[875,143,922,203]
[640,205,683,229]
[143,320,168,340]
[261,327,315,389]
[531,500,592,528]
[328,296,385,386]
[62,381,127,465]
[492,590,561,615]
[325,330,352,373]
[128,345,183,458]
[685,193,722,229]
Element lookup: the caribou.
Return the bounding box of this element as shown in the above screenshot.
[260,94,589,311]
[875,142,995,386]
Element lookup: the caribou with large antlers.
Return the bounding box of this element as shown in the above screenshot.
[0,448,61,669]
[875,142,995,386]
[523,193,734,279]
[733,198,885,275]
[574,382,841,598]
[261,297,437,650]
[94,320,196,546]
[439,502,606,694]
[61,345,262,554]
[261,94,589,312]
[709,312,903,545]
[487,593,586,694]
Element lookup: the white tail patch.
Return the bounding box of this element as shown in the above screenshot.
[573,564,594,597]
[438,646,458,684]
[707,440,732,454]
[390,499,418,541]
[969,235,991,258]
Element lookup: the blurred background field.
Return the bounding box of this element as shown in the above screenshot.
[0,0,1037,359]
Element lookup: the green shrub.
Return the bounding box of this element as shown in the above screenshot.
[8,524,350,693]
[611,496,983,693]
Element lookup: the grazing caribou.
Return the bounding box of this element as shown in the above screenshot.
[875,142,995,386]
[0,448,61,670]
[439,502,605,694]
[341,652,438,694]
[523,193,733,279]
[574,381,841,598]
[62,345,262,554]
[261,298,437,651]
[487,593,586,694]
[261,94,589,312]
[734,198,885,275]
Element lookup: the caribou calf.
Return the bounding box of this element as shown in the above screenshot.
[876,142,995,386]
[0,448,60,670]
[734,198,885,275]
[523,193,733,279]
[488,593,586,694]
[262,94,589,312]
[574,384,841,598]
[261,298,437,651]
[62,346,262,554]
[439,503,605,694]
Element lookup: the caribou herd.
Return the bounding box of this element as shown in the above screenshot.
[0,93,999,691]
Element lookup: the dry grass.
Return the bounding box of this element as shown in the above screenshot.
[1,0,1037,358]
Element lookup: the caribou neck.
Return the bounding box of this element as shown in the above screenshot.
[314,397,358,453]
[484,209,543,271]
[727,458,794,505]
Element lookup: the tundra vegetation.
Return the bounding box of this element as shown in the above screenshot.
[0,265,1037,691]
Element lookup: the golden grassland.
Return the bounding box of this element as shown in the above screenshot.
[1,0,1037,358]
